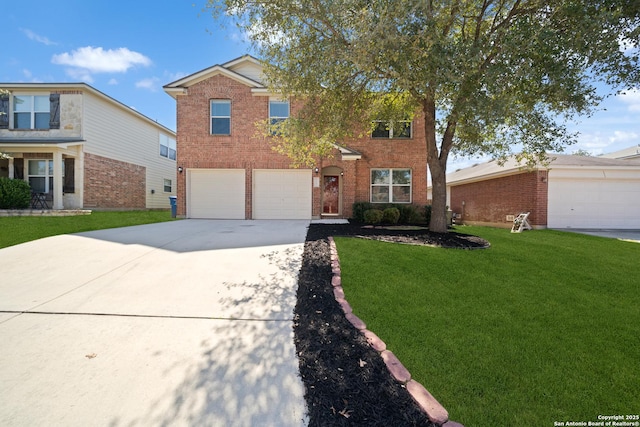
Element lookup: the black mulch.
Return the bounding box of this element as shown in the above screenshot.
[294,222,489,426]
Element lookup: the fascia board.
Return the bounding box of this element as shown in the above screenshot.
[164,66,264,90]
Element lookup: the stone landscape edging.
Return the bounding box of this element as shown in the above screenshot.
[328,236,464,427]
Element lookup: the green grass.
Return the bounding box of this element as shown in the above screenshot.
[334,227,640,427]
[0,210,176,249]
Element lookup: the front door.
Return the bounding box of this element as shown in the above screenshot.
[323,175,339,214]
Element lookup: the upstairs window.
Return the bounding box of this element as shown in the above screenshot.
[371,120,412,139]
[371,168,412,203]
[14,95,50,129]
[160,134,176,160]
[269,100,289,134]
[211,100,231,135]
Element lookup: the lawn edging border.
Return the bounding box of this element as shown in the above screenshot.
[328,236,464,427]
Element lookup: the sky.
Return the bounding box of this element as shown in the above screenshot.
[3,0,639,171]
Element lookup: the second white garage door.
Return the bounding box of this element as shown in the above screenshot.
[548,177,640,229]
[253,169,312,219]
[187,169,245,219]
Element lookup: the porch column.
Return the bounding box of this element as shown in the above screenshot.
[53,150,64,209]
[8,157,14,178]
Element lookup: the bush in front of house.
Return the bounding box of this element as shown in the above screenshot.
[352,201,373,223]
[352,202,431,225]
[382,207,400,224]
[424,204,432,226]
[363,209,384,224]
[0,177,31,209]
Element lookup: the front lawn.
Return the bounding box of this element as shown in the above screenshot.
[334,227,640,426]
[0,210,175,249]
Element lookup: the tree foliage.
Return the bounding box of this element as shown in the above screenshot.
[209,0,640,232]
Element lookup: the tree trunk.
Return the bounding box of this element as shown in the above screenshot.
[428,155,448,233]
[422,95,450,233]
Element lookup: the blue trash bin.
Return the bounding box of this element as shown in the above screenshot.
[169,196,177,218]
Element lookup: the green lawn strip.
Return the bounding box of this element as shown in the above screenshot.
[0,211,176,249]
[334,227,640,427]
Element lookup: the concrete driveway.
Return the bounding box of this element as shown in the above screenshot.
[0,220,309,427]
[556,228,640,243]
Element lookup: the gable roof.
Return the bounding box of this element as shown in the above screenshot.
[447,154,640,185]
[163,55,266,98]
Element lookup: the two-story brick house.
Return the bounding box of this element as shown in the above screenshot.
[163,55,427,220]
[0,83,176,210]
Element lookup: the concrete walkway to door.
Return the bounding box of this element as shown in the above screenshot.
[0,220,309,427]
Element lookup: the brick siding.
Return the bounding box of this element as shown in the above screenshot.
[84,152,146,209]
[175,73,428,218]
[450,170,548,228]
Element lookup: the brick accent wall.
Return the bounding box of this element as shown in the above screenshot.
[84,152,146,209]
[450,170,548,228]
[175,73,429,218]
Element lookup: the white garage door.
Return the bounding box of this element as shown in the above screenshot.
[548,178,640,229]
[253,169,312,219]
[187,169,245,219]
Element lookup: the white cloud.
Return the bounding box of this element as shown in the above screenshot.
[135,77,160,91]
[64,67,95,83]
[609,130,639,144]
[108,78,118,85]
[165,71,188,82]
[21,28,57,46]
[618,88,640,112]
[20,69,44,83]
[51,46,152,73]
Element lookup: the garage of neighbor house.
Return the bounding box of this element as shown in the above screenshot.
[446,154,640,230]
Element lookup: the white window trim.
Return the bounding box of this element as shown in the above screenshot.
[12,94,50,130]
[163,178,172,193]
[210,99,231,135]
[269,99,290,122]
[159,134,176,161]
[371,120,413,139]
[370,168,412,204]
[27,159,63,194]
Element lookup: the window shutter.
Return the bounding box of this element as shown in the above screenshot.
[49,93,60,129]
[0,93,9,129]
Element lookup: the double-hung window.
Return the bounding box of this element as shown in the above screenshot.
[211,100,231,135]
[371,120,412,139]
[269,100,289,135]
[160,134,176,160]
[371,168,412,203]
[163,179,172,193]
[14,95,50,129]
[28,159,54,193]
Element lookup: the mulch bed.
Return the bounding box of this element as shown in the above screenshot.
[294,222,489,426]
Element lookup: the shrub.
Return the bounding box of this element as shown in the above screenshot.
[424,205,432,226]
[363,209,384,224]
[382,207,400,224]
[352,201,373,223]
[396,205,422,224]
[0,177,31,209]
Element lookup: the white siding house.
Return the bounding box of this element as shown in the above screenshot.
[0,83,176,210]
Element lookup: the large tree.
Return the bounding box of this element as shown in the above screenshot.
[209,0,639,232]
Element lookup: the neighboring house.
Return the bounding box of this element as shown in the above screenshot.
[600,144,640,160]
[0,83,176,210]
[163,55,427,219]
[444,154,640,229]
